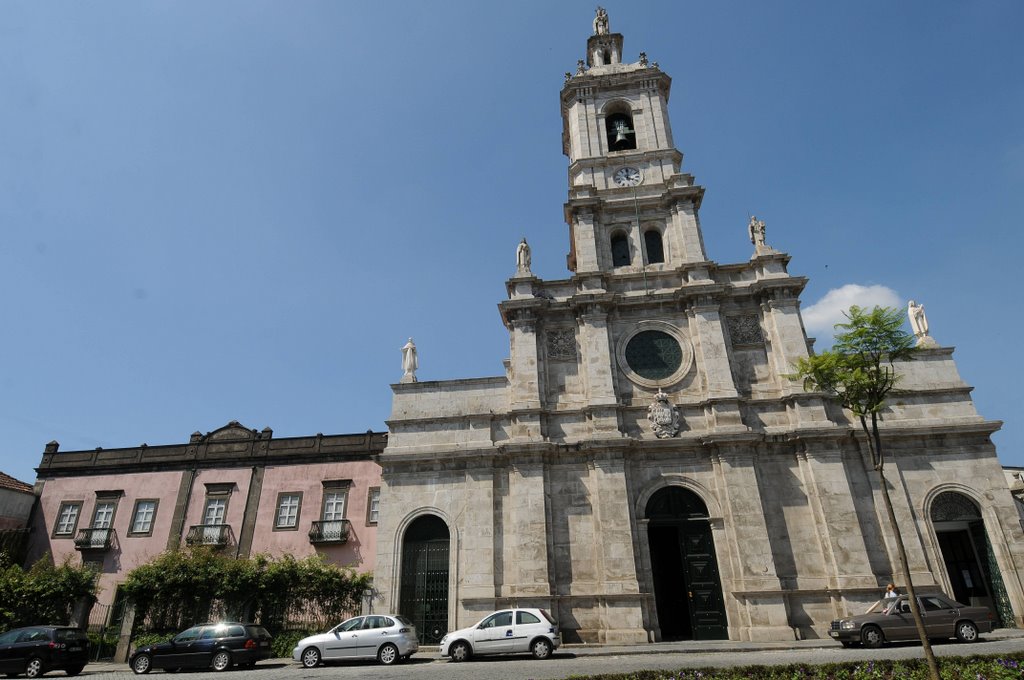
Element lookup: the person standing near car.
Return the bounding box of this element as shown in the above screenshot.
[884,583,899,599]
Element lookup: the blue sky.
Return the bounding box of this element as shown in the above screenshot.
[2,1,1022,486]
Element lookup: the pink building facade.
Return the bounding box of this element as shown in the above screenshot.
[28,422,384,611]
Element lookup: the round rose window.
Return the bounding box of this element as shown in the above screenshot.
[624,330,683,381]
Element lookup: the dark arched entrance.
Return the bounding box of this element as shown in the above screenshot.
[398,515,450,644]
[646,487,728,640]
[931,491,1014,627]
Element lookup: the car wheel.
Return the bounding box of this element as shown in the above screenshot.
[24,658,44,679]
[377,643,399,665]
[300,647,321,669]
[211,651,232,672]
[448,641,470,663]
[956,620,979,643]
[65,666,85,677]
[131,654,152,675]
[530,638,553,660]
[861,625,884,649]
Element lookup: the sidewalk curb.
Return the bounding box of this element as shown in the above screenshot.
[81,628,1024,671]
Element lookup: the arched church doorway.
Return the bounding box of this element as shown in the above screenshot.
[931,491,1014,627]
[398,514,450,644]
[646,486,728,640]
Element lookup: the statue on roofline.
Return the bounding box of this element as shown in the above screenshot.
[907,300,935,346]
[401,337,418,383]
[593,7,609,35]
[516,238,532,274]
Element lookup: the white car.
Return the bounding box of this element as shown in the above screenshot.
[439,608,560,662]
[291,614,418,667]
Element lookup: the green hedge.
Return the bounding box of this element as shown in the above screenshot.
[121,547,370,639]
[0,553,97,630]
[562,653,1024,680]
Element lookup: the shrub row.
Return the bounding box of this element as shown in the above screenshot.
[121,547,370,638]
[562,652,1024,680]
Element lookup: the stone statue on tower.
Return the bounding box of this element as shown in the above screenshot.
[593,7,609,35]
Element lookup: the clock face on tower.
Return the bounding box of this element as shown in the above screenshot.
[613,166,643,187]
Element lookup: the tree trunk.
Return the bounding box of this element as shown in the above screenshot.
[862,415,940,680]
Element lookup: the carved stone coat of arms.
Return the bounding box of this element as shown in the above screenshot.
[647,390,680,438]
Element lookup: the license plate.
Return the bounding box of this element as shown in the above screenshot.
[828,631,838,637]
[260,641,269,647]
[69,647,82,651]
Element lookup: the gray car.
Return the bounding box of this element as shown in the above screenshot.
[829,593,994,648]
[291,615,418,667]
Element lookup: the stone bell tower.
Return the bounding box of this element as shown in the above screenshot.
[500,7,812,641]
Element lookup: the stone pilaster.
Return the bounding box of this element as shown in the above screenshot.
[509,312,541,411]
[712,446,793,641]
[459,465,498,603]
[761,296,810,390]
[795,442,876,590]
[590,452,647,643]
[670,200,707,264]
[502,454,551,598]
[578,303,620,435]
[571,207,602,274]
[873,454,938,587]
[689,300,744,430]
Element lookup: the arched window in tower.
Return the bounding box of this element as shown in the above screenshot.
[644,229,665,264]
[611,232,631,267]
[606,112,636,152]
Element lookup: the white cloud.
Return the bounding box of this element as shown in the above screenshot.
[802,284,903,340]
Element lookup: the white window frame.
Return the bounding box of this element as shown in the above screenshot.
[275,492,302,530]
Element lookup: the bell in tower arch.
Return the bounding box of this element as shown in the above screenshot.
[606,113,637,152]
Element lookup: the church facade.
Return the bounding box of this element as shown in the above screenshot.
[373,15,1024,643]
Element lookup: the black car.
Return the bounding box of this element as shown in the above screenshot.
[130,622,272,674]
[0,626,89,678]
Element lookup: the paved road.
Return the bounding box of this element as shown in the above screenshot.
[78,632,1024,680]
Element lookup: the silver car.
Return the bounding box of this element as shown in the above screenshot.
[291,615,418,667]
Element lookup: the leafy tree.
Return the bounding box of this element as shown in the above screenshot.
[0,553,98,629]
[791,305,938,680]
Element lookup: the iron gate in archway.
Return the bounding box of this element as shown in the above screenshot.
[398,515,450,644]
